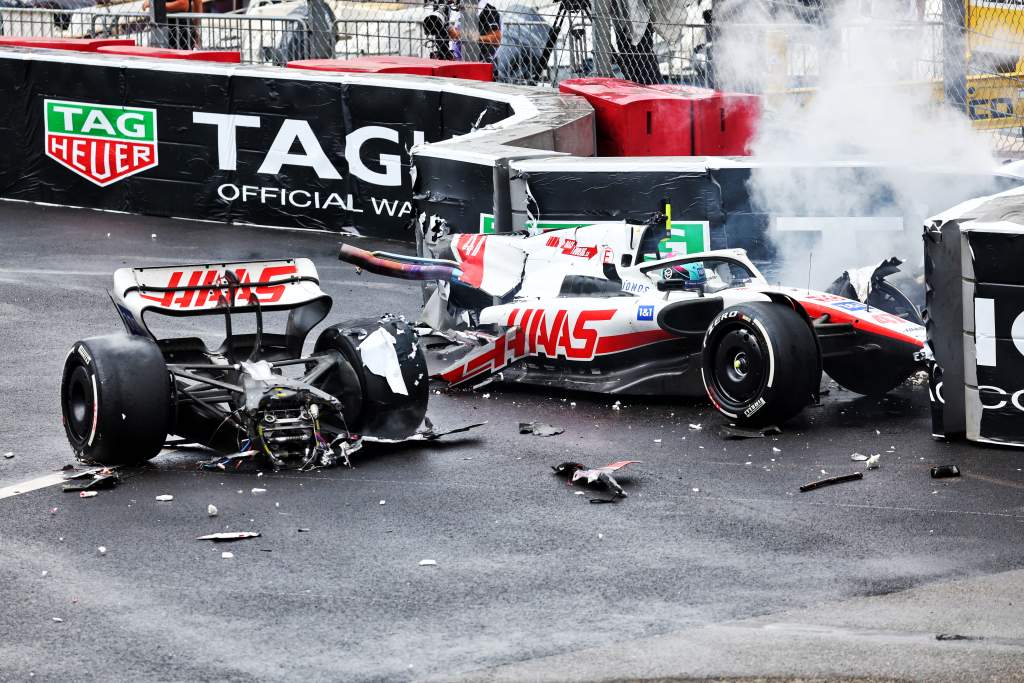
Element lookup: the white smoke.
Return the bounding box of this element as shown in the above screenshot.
[715,0,1004,287]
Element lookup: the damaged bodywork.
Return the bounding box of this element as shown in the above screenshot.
[60,258,438,469]
[340,218,925,426]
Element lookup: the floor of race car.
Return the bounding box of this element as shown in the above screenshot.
[2,202,1024,683]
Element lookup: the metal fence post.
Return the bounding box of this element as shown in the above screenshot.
[943,0,967,112]
[461,0,481,62]
[591,0,613,77]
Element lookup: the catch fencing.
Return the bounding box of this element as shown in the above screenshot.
[3,0,1024,151]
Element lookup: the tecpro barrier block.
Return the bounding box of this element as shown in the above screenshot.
[559,78,693,156]
[95,46,241,63]
[0,37,136,52]
[288,56,492,81]
[560,78,761,157]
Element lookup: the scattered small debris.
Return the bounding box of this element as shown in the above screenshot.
[379,500,386,505]
[52,617,63,623]
[719,425,781,440]
[688,423,702,431]
[612,401,622,411]
[850,453,869,462]
[3,452,13,459]
[155,495,173,502]
[196,532,260,542]
[79,491,98,499]
[772,447,782,453]
[691,487,700,493]
[936,633,982,641]
[63,469,119,493]
[930,465,961,479]
[799,472,864,492]
[199,450,256,471]
[221,552,234,559]
[97,546,107,555]
[297,528,311,533]
[207,504,218,517]
[251,488,267,495]
[418,559,437,566]
[519,422,564,437]
[866,454,881,470]
[552,460,641,500]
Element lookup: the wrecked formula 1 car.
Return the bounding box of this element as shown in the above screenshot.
[339,220,925,426]
[60,259,429,469]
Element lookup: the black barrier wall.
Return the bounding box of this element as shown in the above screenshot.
[0,50,592,239]
[925,187,1024,447]
[2,48,1021,259]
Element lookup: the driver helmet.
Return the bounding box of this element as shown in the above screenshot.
[663,262,707,286]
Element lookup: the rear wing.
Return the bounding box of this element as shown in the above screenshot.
[111,258,331,338]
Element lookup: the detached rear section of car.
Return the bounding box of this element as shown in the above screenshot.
[62,258,430,468]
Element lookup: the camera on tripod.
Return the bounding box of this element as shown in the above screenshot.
[556,0,590,13]
[422,0,458,60]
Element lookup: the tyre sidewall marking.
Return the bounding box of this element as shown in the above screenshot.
[87,372,99,447]
[703,310,747,349]
[77,344,92,366]
[749,318,775,389]
[743,396,766,418]
[700,367,738,418]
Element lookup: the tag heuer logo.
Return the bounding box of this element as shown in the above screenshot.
[44,99,158,187]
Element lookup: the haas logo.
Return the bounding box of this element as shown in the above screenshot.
[140,264,298,309]
[442,308,617,384]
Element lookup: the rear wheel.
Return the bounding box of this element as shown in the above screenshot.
[60,334,171,465]
[702,302,820,426]
[314,317,429,439]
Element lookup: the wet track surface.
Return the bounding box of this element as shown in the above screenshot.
[1,202,1024,681]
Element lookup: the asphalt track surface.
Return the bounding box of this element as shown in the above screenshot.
[2,202,1024,682]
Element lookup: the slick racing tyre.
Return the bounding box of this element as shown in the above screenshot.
[701,302,820,426]
[314,317,429,439]
[61,334,172,465]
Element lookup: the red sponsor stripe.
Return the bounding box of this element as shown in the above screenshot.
[453,234,487,288]
[595,329,676,354]
[799,301,923,347]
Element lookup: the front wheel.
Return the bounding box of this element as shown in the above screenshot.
[60,334,171,465]
[701,302,820,426]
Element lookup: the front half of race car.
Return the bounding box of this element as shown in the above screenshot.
[339,221,925,426]
[60,258,429,469]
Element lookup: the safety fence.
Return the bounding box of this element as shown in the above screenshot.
[4,0,1024,150]
[0,2,952,84]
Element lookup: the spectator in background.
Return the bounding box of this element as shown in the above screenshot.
[612,0,661,84]
[142,0,202,50]
[494,5,552,84]
[449,1,502,63]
